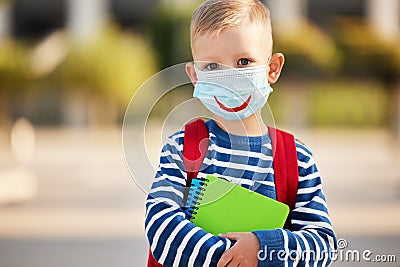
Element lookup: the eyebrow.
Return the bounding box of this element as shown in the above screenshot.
[196,56,220,62]
[196,52,254,62]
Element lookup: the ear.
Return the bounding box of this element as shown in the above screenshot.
[267,53,285,85]
[185,62,198,86]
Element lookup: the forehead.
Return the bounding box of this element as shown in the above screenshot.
[192,22,272,59]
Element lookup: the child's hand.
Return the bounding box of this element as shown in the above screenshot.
[217,232,260,267]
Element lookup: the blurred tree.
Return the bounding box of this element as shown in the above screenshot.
[145,0,197,70]
[56,23,157,125]
[274,20,341,78]
[308,81,388,127]
[272,20,341,128]
[333,18,400,135]
[0,39,30,126]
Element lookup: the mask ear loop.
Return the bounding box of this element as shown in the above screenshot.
[266,55,272,84]
[267,55,272,67]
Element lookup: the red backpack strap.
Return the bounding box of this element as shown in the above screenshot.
[147,119,209,267]
[182,119,209,186]
[147,250,164,267]
[267,126,299,229]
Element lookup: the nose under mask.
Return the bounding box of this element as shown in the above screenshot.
[193,64,273,121]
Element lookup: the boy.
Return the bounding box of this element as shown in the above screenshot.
[145,0,337,266]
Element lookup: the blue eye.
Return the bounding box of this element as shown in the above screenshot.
[206,63,219,70]
[238,58,251,66]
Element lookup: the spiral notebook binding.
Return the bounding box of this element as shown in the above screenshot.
[183,177,210,220]
[184,177,211,220]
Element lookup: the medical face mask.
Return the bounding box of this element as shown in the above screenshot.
[193,64,273,121]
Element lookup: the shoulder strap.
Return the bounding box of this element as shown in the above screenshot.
[267,126,299,229]
[183,119,209,186]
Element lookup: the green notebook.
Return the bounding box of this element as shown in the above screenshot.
[185,175,289,235]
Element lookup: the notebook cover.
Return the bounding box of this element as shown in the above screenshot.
[187,175,289,235]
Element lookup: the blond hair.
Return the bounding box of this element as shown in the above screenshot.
[190,0,272,45]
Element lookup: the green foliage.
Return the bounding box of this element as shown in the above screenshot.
[0,39,30,93]
[274,20,341,76]
[146,1,197,69]
[1,6,398,128]
[308,81,388,127]
[58,23,157,105]
[332,18,400,81]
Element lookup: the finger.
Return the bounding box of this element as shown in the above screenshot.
[217,250,234,267]
[225,256,240,267]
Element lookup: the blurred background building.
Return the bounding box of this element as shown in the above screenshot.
[0,0,399,266]
[0,0,399,129]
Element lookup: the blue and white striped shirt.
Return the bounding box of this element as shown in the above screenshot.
[145,119,337,266]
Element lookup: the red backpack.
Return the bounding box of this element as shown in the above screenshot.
[147,119,298,267]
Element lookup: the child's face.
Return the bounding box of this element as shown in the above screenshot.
[186,21,284,86]
[192,21,272,70]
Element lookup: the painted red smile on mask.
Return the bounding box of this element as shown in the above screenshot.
[214,95,252,112]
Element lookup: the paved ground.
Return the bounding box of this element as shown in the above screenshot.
[0,125,399,266]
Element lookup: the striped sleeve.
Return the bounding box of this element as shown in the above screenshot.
[145,132,233,267]
[253,140,337,267]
